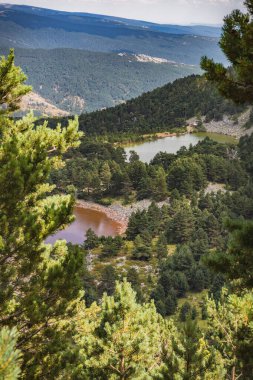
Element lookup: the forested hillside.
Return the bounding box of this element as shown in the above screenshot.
[0,48,199,114]
[75,74,245,136]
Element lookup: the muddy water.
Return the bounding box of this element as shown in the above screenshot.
[46,206,123,245]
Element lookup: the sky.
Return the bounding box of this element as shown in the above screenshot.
[2,0,245,25]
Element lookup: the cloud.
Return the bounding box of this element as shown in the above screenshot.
[178,0,243,5]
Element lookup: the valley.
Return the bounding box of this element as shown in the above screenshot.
[1,2,253,378]
[0,4,226,114]
[3,47,199,113]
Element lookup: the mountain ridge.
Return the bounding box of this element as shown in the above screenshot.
[0,4,222,37]
[0,4,225,65]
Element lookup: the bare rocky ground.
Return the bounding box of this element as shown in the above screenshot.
[188,108,253,139]
[108,198,170,221]
[204,183,226,194]
[77,198,170,234]
[20,91,69,117]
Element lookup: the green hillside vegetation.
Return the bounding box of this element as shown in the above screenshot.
[73,74,244,137]
[52,134,253,322]
[52,137,247,203]
[0,48,199,114]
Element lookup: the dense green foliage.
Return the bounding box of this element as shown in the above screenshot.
[200,2,253,378]
[74,127,253,379]
[77,281,163,379]
[73,75,243,137]
[0,51,85,378]
[58,134,253,315]
[76,281,226,380]
[0,327,21,380]
[0,49,31,116]
[52,139,169,202]
[53,136,247,204]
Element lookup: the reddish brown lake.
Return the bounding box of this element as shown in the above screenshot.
[46,206,123,245]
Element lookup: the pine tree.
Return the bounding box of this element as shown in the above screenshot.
[0,327,21,380]
[207,290,253,380]
[137,176,153,200]
[79,281,163,379]
[164,295,177,316]
[179,302,192,322]
[0,49,31,116]
[189,228,209,261]
[151,284,167,316]
[167,206,195,244]
[0,51,84,378]
[205,214,221,247]
[98,265,118,297]
[100,161,112,191]
[167,157,206,197]
[152,167,168,201]
[157,318,226,380]
[128,160,147,189]
[128,150,139,163]
[156,234,168,259]
[132,234,152,261]
[84,228,100,249]
[201,0,253,104]
[206,219,253,288]
[126,210,149,240]
[147,202,162,235]
[126,267,143,302]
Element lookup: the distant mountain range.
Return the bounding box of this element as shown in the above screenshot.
[0,4,226,114]
[0,4,224,64]
[0,4,222,36]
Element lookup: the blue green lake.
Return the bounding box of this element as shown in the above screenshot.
[125,133,237,162]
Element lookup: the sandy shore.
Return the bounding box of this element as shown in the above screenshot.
[154,132,182,138]
[143,130,188,139]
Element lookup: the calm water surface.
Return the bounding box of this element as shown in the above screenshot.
[125,134,204,162]
[46,206,122,245]
[125,133,237,163]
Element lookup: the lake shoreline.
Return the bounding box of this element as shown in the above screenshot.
[76,200,128,235]
[143,129,189,139]
[76,198,170,235]
[116,127,240,151]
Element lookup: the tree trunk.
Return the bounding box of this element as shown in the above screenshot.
[232,366,236,380]
[120,355,125,380]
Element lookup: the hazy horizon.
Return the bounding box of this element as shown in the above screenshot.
[1,0,245,25]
